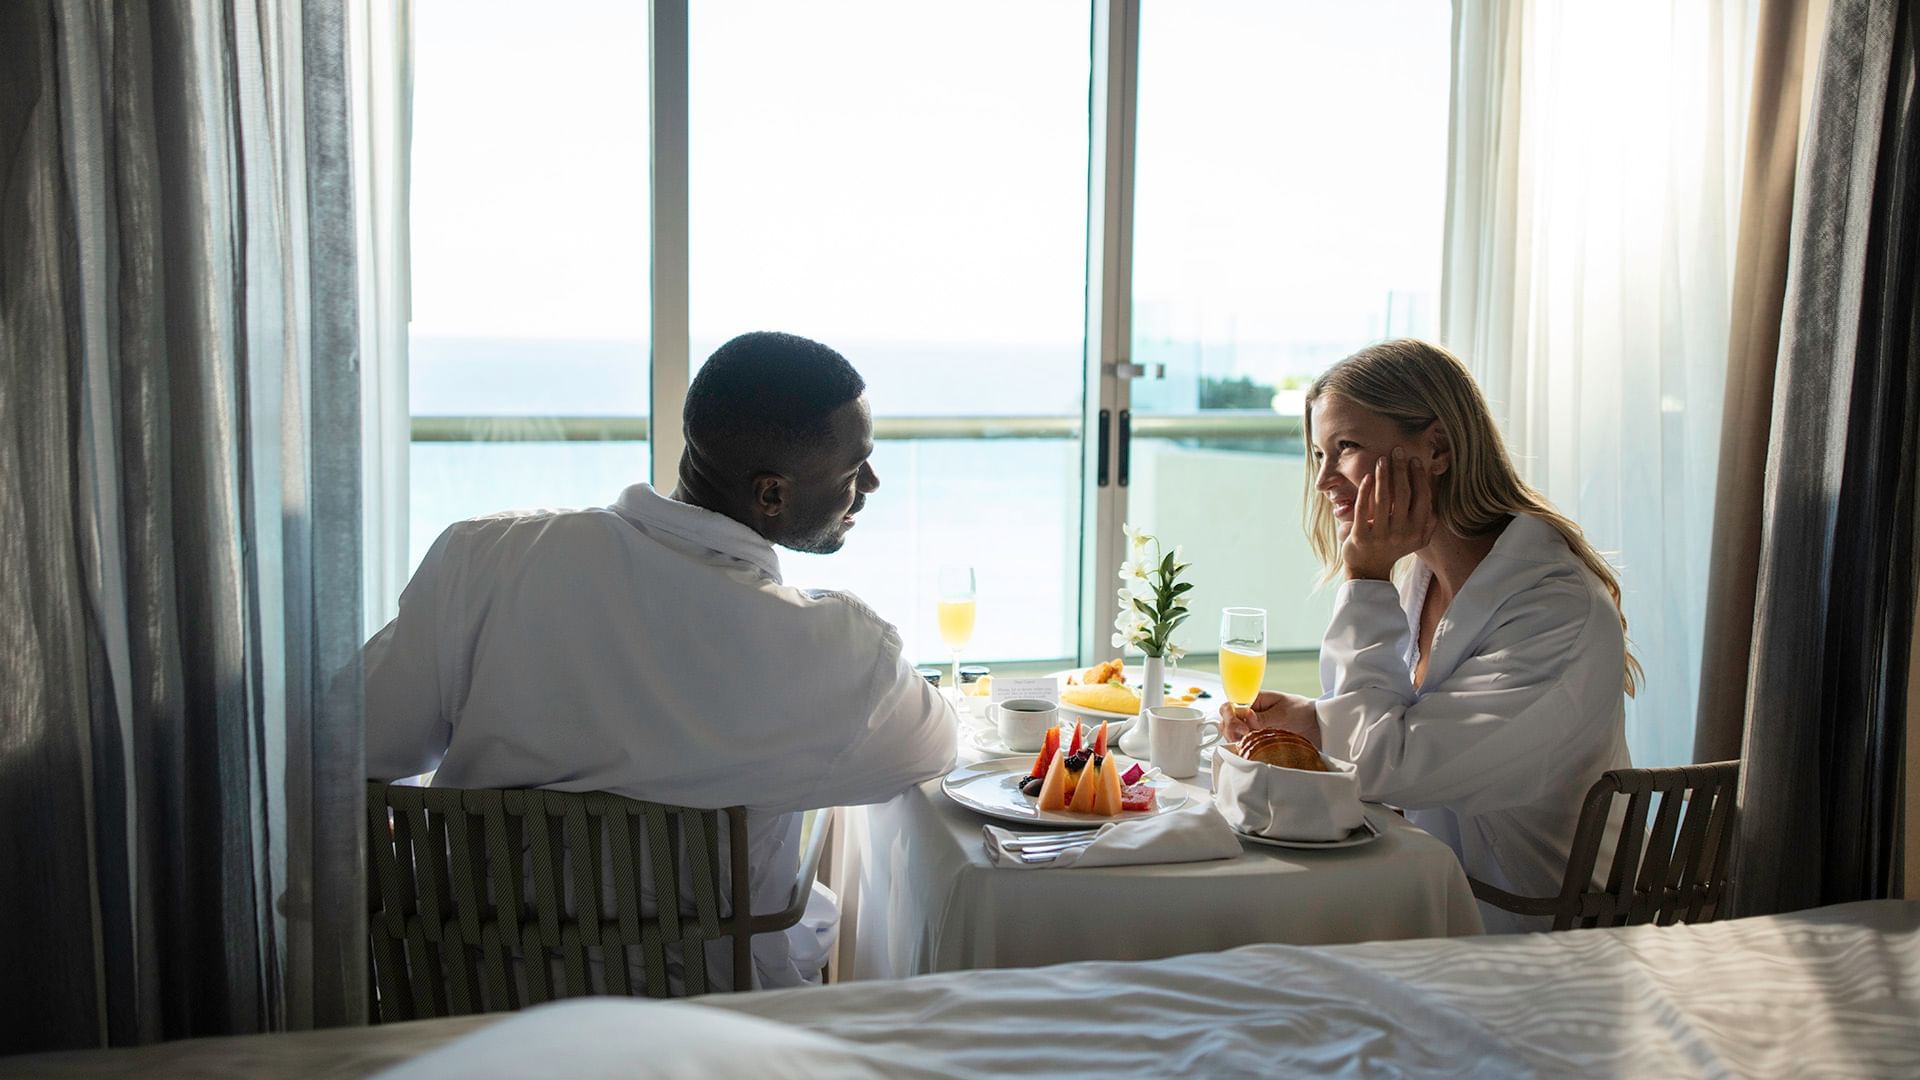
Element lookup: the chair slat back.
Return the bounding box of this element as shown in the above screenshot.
[365,782,752,1022]
[1547,761,1741,931]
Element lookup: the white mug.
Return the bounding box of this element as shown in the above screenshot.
[1147,705,1221,779]
[996,698,1059,752]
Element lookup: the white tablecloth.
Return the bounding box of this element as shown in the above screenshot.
[834,726,1483,981]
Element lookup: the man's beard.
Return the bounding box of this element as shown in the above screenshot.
[784,523,848,555]
[783,495,864,555]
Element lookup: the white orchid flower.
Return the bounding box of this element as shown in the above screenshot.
[1123,522,1151,550]
[1110,631,1130,649]
[1113,608,1137,632]
[1118,560,1149,581]
[1166,642,1187,662]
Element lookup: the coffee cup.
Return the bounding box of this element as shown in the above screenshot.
[1147,705,1221,779]
[996,698,1059,752]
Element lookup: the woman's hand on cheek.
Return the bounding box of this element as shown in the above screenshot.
[1220,691,1322,748]
[1341,447,1438,581]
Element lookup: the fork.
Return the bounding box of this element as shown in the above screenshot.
[996,827,1100,849]
[1018,844,1095,865]
[1013,836,1100,862]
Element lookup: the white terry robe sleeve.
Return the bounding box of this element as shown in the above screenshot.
[364,531,456,780]
[1315,578,1596,817]
[805,593,959,810]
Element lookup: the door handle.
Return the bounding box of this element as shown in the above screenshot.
[1105,361,1165,380]
[1118,409,1131,487]
[1096,408,1110,487]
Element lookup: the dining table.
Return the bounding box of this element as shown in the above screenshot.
[829,675,1485,982]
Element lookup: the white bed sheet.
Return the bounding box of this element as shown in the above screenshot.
[722,899,1920,1077]
[7,902,1916,1078]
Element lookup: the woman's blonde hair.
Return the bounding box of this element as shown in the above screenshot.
[1303,339,1641,696]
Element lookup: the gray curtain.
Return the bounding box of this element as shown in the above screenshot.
[1737,0,1917,915]
[0,0,365,1053]
[1695,0,1822,765]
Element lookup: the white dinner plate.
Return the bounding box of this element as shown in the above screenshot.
[1233,813,1382,850]
[1050,667,1223,724]
[941,755,1188,827]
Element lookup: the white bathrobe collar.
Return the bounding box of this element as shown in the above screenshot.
[1409,514,1568,686]
[610,482,784,584]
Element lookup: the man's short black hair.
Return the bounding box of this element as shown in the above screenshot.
[683,331,866,472]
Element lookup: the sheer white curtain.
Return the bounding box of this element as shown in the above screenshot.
[352,0,414,635]
[1442,0,1757,766]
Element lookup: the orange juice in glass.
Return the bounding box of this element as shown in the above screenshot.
[1219,607,1267,706]
[937,597,977,651]
[938,566,977,698]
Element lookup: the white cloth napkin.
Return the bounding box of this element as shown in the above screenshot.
[1211,748,1367,841]
[982,804,1243,869]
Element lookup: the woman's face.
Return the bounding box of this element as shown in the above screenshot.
[1308,394,1442,525]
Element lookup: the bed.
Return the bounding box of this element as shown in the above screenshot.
[5,901,1916,1078]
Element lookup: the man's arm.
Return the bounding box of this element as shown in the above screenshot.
[364,533,455,779]
[806,596,959,809]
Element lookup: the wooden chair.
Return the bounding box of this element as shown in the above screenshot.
[365,782,828,1020]
[1468,761,1740,931]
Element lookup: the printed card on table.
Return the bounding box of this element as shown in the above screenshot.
[991,677,1059,705]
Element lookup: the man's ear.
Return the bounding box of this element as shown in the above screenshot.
[750,473,787,519]
[1424,421,1453,477]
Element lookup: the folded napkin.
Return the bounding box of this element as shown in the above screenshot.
[1211,748,1366,842]
[982,804,1243,870]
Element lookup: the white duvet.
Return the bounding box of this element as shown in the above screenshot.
[9,902,1917,1078]
[381,901,1920,1079]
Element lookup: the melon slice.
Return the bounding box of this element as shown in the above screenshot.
[1036,751,1070,811]
[1069,756,1103,813]
[1097,753,1124,815]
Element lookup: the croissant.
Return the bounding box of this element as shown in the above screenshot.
[1233,729,1329,772]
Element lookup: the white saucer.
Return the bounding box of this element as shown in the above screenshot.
[1233,814,1381,850]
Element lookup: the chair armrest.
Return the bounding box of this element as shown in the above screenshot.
[743,808,833,935]
[1467,875,1565,917]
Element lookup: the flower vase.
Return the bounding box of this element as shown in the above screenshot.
[1119,653,1165,758]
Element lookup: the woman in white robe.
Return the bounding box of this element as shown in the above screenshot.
[1223,339,1637,933]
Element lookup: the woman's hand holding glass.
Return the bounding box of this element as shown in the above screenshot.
[1343,446,1440,581]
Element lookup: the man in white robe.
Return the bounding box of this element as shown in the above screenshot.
[364,331,958,987]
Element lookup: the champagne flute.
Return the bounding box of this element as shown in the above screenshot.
[937,566,978,701]
[1219,607,1268,708]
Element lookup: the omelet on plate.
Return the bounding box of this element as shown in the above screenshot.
[1060,682,1141,715]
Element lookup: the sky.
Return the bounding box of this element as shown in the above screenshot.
[409,0,1450,374]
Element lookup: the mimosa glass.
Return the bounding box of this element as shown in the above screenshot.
[1219,607,1268,707]
[938,566,977,698]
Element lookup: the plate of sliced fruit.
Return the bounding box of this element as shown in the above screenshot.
[941,720,1187,826]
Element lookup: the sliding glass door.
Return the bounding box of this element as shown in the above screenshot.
[407,0,651,567]
[1119,0,1452,679]
[689,0,1092,665]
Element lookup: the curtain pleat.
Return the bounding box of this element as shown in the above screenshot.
[1736,0,1917,916]
[1695,0,1822,765]
[0,0,363,1053]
